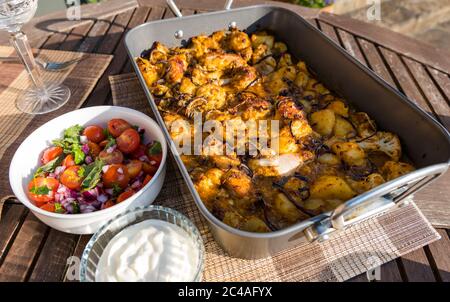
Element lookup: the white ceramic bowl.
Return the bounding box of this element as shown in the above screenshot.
[9,106,167,234]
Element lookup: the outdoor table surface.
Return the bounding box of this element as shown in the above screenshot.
[0,0,449,282]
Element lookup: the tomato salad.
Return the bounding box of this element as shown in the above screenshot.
[27,118,163,214]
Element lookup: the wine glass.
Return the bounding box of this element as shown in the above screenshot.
[0,0,70,114]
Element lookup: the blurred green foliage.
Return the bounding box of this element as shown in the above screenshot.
[289,0,333,8]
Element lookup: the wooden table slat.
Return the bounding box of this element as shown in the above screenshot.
[0,212,49,282]
[357,38,396,87]
[77,15,116,53]
[402,57,450,129]
[58,22,95,52]
[399,248,437,282]
[84,7,153,107]
[379,260,404,282]
[335,28,367,67]
[0,204,28,263]
[28,230,79,282]
[317,20,340,45]
[426,67,450,101]
[426,229,450,282]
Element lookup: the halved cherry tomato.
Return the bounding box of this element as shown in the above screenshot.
[83,125,105,143]
[142,161,158,176]
[60,165,83,190]
[99,140,108,148]
[148,153,162,166]
[108,119,131,137]
[41,146,63,164]
[99,149,124,165]
[102,164,130,189]
[28,177,60,207]
[127,160,143,179]
[117,190,135,203]
[116,128,140,154]
[62,154,75,167]
[87,141,101,157]
[40,203,55,212]
[102,200,115,209]
[143,174,152,186]
[130,144,147,159]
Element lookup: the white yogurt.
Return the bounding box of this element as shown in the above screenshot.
[95,219,199,282]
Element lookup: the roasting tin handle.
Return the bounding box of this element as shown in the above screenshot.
[304,171,443,242]
[166,0,234,18]
[330,173,441,231]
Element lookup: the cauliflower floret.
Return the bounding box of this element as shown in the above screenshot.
[254,56,277,75]
[357,131,402,161]
[331,142,367,167]
[350,112,377,138]
[381,161,414,181]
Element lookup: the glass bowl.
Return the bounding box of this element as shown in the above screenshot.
[79,205,204,282]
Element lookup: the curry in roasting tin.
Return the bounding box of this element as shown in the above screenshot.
[136,29,415,232]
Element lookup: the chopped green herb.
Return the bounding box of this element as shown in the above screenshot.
[72,143,85,164]
[81,159,104,190]
[54,203,65,214]
[105,137,116,149]
[112,183,122,197]
[148,141,162,155]
[34,154,64,178]
[77,166,85,178]
[72,202,80,214]
[29,185,50,195]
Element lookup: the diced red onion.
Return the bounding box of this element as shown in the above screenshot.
[105,188,113,195]
[131,180,141,189]
[85,156,93,164]
[117,167,123,174]
[97,194,108,203]
[80,135,88,144]
[150,160,157,165]
[82,144,90,155]
[139,155,149,162]
[106,145,116,154]
[82,190,97,202]
[54,166,66,177]
[80,204,96,213]
[48,172,56,178]
[69,190,78,199]
[96,183,103,188]
[102,165,110,173]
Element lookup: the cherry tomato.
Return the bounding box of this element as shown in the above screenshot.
[108,119,131,137]
[117,128,140,154]
[28,177,60,207]
[102,164,130,189]
[117,190,135,203]
[83,125,105,143]
[99,140,108,148]
[62,154,75,167]
[60,165,83,190]
[142,162,158,176]
[130,144,147,159]
[41,146,63,164]
[143,174,153,186]
[40,203,55,212]
[127,160,143,179]
[99,149,124,165]
[148,154,162,166]
[102,200,115,209]
[87,141,101,158]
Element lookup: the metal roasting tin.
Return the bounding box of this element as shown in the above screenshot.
[125,2,450,259]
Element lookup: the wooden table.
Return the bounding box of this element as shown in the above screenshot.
[0,0,449,282]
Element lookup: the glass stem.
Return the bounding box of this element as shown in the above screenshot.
[9,31,45,90]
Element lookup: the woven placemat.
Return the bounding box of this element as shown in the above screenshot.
[109,72,441,282]
[0,46,112,209]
